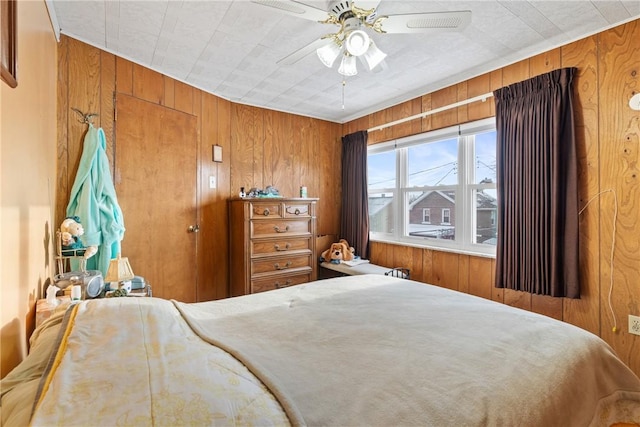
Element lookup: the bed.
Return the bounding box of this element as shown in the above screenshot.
[2,275,640,426]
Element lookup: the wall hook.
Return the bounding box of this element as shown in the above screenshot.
[71,107,99,125]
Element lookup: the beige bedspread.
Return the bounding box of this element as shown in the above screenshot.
[174,275,640,427]
[29,297,288,426]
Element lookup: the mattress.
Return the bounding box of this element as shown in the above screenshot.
[3,275,640,426]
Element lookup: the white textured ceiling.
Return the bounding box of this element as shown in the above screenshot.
[48,0,640,123]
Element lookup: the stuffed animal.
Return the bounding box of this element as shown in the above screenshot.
[60,216,97,259]
[321,239,355,264]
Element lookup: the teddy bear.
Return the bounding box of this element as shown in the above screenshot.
[60,216,97,259]
[320,239,355,264]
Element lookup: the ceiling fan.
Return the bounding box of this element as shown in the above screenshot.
[251,0,471,76]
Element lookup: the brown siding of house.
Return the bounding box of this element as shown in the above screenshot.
[352,20,640,377]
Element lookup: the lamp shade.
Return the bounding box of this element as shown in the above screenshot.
[345,30,370,56]
[363,40,387,70]
[104,253,135,282]
[338,54,358,76]
[317,41,342,68]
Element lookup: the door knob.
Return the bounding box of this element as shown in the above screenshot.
[187,225,200,233]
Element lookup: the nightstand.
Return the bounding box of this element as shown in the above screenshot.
[35,296,71,328]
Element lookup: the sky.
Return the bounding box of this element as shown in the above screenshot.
[368,130,496,190]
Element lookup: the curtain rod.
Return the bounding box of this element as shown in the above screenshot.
[367,92,494,133]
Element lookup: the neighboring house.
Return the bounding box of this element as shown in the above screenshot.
[476,191,498,243]
[369,194,394,233]
[370,190,497,242]
[408,191,456,240]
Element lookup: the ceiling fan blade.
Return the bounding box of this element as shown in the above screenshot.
[278,37,332,66]
[379,10,471,34]
[251,0,329,22]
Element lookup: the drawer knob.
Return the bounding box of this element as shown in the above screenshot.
[274,243,291,251]
[287,207,307,215]
[274,261,292,270]
[274,225,289,233]
[263,209,270,216]
[275,280,293,289]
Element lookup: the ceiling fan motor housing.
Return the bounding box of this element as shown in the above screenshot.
[330,0,353,19]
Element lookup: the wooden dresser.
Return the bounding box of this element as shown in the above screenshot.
[229,198,318,296]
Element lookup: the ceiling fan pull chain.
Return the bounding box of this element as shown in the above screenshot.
[342,79,346,110]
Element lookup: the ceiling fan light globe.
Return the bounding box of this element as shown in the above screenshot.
[345,30,370,56]
[316,42,343,68]
[363,41,387,70]
[338,54,358,76]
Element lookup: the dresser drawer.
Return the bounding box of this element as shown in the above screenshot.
[284,202,312,218]
[252,254,311,275]
[251,219,311,238]
[249,202,282,218]
[252,238,311,256]
[251,273,311,294]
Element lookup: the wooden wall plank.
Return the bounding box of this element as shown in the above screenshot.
[597,20,640,373]
[410,247,424,283]
[316,121,341,235]
[468,256,493,300]
[501,60,530,86]
[230,104,259,194]
[174,80,194,114]
[391,99,420,139]
[467,73,493,121]
[458,254,470,294]
[115,57,133,95]
[421,94,432,132]
[431,86,458,129]
[270,111,295,196]
[100,51,116,174]
[55,36,70,230]
[531,295,563,321]
[297,115,313,198]
[456,81,468,124]
[163,76,175,109]
[66,38,101,216]
[132,64,164,105]
[392,244,412,271]
[432,251,458,290]
[491,258,504,303]
[370,108,393,144]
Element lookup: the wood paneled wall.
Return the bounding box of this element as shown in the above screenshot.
[345,20,640,376]
[56,36,342,303]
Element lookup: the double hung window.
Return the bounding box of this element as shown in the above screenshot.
[367,118,497,255]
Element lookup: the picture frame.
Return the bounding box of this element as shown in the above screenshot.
[1,0,17,88]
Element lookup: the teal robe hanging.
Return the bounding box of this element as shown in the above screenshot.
[66,124,125,276]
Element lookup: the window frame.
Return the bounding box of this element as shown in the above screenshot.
[368,117,496,256]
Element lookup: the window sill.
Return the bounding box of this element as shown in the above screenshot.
[369,236,496,259]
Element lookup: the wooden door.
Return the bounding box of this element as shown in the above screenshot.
[115,94,198,302]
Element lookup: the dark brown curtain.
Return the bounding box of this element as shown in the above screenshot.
[341,130,370,259]
[494,67,579,298]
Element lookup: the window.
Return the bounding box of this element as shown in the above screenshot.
[442,208,451,225]
[368,118,497,255]
[422,208,430,224]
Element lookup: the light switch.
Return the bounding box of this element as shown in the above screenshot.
[209,176,216,189]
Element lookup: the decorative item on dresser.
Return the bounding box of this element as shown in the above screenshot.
[229,197,318,296]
